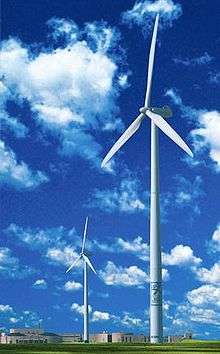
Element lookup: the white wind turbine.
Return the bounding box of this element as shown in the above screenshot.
[66,217,97,343]
[101,14,193,343]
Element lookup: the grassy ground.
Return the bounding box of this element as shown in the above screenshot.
[0,340,219,354]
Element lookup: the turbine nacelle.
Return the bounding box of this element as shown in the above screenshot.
[66,217,97,274]
[139,106,173,119]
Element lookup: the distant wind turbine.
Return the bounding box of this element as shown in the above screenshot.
[66,217,97,343]
[101,14,193,343]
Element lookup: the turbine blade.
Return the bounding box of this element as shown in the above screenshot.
[145,14,159,107]
[82,254,97,274]
[101,114,145,167]
[146,110,193,157]
[81,217,89,253]
[66,255,81,273]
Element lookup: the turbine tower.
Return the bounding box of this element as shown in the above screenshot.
[101,14,193,343]
[66,217,97,343]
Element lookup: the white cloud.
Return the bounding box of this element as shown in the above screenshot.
[64,280,82,292]
[9,317,20,324]
[0,247,34,279]
[33,279,47,289]
[100,261,147,286]
[91,310,111,322]
[100,261,169,286]
[190,306,220,326]
[165,89,220,172]
[173,52,213,66]
[209,71,220,84]
[162,268,170,281]
[209,224,220,252]
[121,313,143,327]
[0,305,13,313]
[5,224,84,271]
[122,0,182,31]
[5,224,77,251]
[0,140,48,189]
[162,175,204,217]
[165,88,201,122]
[116,236,149,261]
[193,262,220,285]
[71,303,92,315]
[89,178,147,213]
[46,246,79,268]
[162,244,202,267]
[0,19,128,168]
[47,17,79,43]
[191,111,220,172]
[187,285,220,308]
[173,302,220,328]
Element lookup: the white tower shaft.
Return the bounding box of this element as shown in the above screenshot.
[83,261,89,342]
[150,122,163,343]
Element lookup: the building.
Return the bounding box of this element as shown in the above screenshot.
[0,328,62,344]
[90,332,112,343]
[59,333,82,343]
[111,332,149,343]
[164,332,193,343]
[0,328,192,345]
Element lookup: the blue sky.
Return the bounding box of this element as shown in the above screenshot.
[0,0,220,340]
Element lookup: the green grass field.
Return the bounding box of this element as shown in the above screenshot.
[0,340,219,354]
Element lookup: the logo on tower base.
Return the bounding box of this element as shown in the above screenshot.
[151,282,162,306]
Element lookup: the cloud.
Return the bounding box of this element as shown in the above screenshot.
[92,235,149,261]
[32,279,47,289]
[0,247,34,279]
[191,111,220,172]
[209,224,220,252]
[173,301,220,328]
[173,52,213,66]
[5,224,84,271]
[5,224,77,251]
[0,76,28,139]
[165,89,220,172]
[162,244,202,267]
[193,262,220,286]
[0,140,48,189]
[100,261,147,286]
[71,303,92,315]
[47,17,79,44]
[122,0,182,31]
[0,19,128,168]
[100,261,169,286]
[187,285,220,308]
[121,313,143,327]
[165,88,200,122]
[209,71,220,84]
[0,305,13,313]
[88,177,147,213]
[64,280,82,292]
[116,236,149,261]
[91,310,111,322]
[70,302,144,328]
[0,304,42,329]
[163,175,204,217]
[46,246,79,268]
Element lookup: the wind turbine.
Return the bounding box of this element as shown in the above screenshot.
[101,14,193,343]
[66,217,97,343]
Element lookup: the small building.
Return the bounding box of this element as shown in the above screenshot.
[111,332,149,343]
[0,328,62,344]
[59,333,82,343]
[90,332,112,343]
[164,332,193,343]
